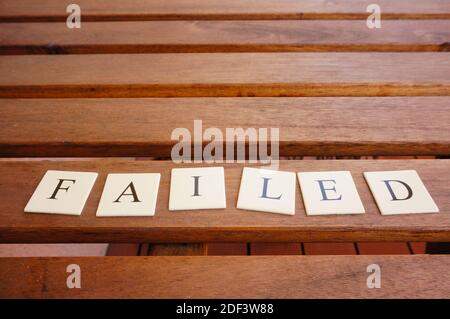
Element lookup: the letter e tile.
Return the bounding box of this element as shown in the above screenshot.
[298,171,365,216]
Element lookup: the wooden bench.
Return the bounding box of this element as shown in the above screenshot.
[1,255,449,298]
[0,0,449,298]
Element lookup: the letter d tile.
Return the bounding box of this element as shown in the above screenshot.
[364,170,439,215]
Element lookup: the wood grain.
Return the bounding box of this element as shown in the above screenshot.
[0,53,449,98]
[0,159,449,243]
[1,0,449,22]
[1,255,449,298]
[1,97,449,157]
[2,20,450,54]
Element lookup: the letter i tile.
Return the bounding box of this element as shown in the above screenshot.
[364,170,438,215]
[169,167,226,211]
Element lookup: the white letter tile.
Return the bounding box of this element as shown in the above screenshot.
[298,171,365,216]
[237,167,296,215]
[169,167,226,211]
[364,170,438,215]
[24,170,98,216]
[96,173,161,217]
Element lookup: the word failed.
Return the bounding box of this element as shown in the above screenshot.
[24,168,439,217]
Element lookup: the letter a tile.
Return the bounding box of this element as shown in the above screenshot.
[298,171,365,216]
[237,167,296,215]
[169,167,226,211]
[364,170,439,215]
[96,173,161,217]
[24,170,98,216]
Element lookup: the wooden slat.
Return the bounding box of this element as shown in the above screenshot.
[1,97,449,157]
[1,0,449,22]
[0,159,449,243]
[2,20,450,54]
[0,53,449,98]
[1,255,449,298]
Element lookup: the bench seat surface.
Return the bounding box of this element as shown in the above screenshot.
[1,20,449,54]
[1,97,449,157]
[1,53,449,97]
[1,0,449,21]
[0,255,449,298]
[0,159,448,243]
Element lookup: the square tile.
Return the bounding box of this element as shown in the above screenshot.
[364,170,439,215]
[24,170,98,216]
[237,167,296,215]
[96,173,161,217]
[298,171,365,216]
[169,167,226,211]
